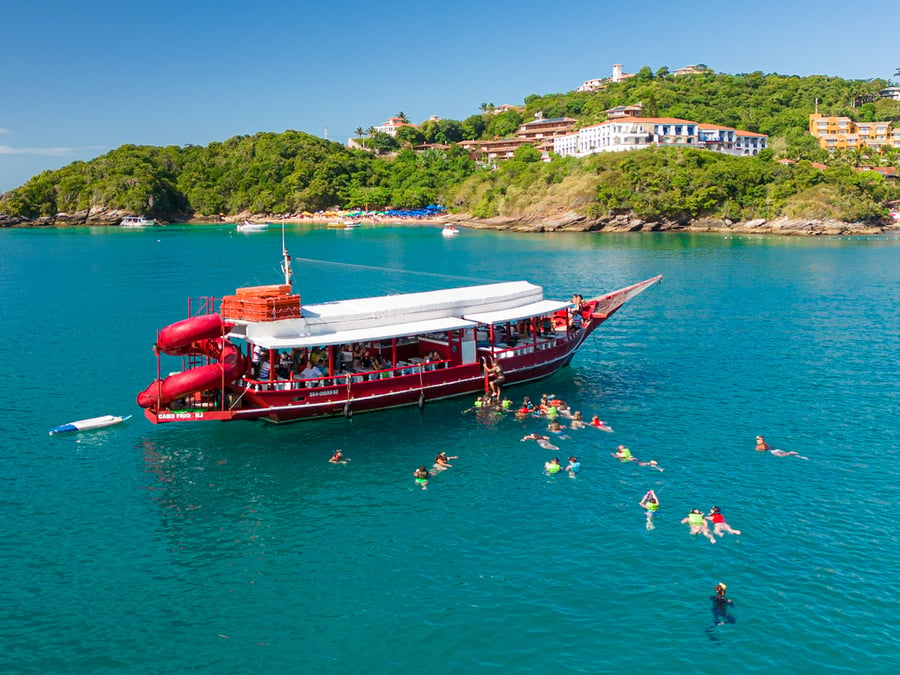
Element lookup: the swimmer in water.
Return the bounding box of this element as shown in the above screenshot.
[706,506,742,537]
[432,451,457,471]
[547,419,566,433]
[756,435,808,459]
[520,433,560,451]
[568,411,585,429]
[413,466,431,489]
[544,457,562,475]
[590,415,613,432]
[612,445,634,462]
[681,508,716,544]
[639,489,659,530]
[711,583,734,625]
[329,449,349,464]
[564,456,581,476]
[612,446,664,471]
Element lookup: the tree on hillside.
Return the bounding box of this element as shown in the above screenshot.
[397,112,409,123]
[395,125,426,147]
[480,102,494,113]
[354,127,365,137]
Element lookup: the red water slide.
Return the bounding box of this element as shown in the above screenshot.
[137,314,247,409]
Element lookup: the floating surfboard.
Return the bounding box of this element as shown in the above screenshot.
[49,414,132,435]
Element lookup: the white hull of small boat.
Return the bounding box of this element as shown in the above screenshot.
[237,221,269,232]
[49,414,132,435]
[441,227,460,237]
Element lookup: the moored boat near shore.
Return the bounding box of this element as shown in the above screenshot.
[236,220,268,232]
[120,216,156,228]
[137,244,661,425]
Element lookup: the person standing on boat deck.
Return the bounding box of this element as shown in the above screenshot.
[483,360,505,401]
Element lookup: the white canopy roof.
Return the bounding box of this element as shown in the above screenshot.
[228,281,553,349]
[464,299,571,325]
[241,316,477,350]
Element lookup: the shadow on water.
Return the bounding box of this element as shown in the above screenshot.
[705,595,737,642]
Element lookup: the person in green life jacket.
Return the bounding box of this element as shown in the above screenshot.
[413,466,431,490]
[544,457,563,475]
[613,445,633,462]
[681,508,716,544]
[639,489,659,530]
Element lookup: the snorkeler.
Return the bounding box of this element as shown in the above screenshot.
[612,446,664,471]
[756,435,808,459]
[413,466,431,490]
[564,456,581,475]
[639,489,659,530]
[544,457,563,475]
[711,583,734,625]
[681,509,717,544]
[568,411,585,429]
[589,415,614,432]
[707,506,742,537]
[329,449,349,464]
[520,433,560,451]
[433,451,458,471]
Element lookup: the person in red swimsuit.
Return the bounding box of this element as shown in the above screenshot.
[706,506,742,537]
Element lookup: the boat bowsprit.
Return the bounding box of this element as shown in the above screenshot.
[49,414,132,435]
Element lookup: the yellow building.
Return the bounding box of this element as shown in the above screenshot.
[809,113,900,151]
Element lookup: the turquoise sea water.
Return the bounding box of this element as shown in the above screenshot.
[1,225,899,674]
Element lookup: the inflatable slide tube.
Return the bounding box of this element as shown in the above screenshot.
[157,314,230,355]
[137,341,246,409]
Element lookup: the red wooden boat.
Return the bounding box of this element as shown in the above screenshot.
[137,245,661,424]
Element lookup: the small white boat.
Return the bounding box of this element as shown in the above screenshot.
[49,414,132,435]
[237,221,269,232]
[441,225,460,237]
[120,216,156,228]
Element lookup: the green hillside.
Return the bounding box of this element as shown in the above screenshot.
[2,70,899,224]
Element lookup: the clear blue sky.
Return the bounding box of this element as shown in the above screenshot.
[2,0,896,192]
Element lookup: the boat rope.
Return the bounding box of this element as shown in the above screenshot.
[289,256,505,285]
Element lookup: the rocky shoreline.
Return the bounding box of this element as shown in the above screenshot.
[442,211,895,236]
[1,207,895,237]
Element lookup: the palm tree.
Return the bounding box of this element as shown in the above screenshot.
[354,127,365,138]
[397,112,409,123]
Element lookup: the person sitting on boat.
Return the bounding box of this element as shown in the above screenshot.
[483,360,505,401]
[300,360,323,387]
[541,316,554,337]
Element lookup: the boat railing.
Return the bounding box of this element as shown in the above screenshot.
[240,358,451,391]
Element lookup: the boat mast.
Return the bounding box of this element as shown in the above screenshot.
[280,223,293,288]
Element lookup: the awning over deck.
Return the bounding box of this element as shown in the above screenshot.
[238,316,478,350]
[463,299,571,325]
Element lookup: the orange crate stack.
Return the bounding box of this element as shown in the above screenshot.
[239,294,302,322]
[219,295,244,321]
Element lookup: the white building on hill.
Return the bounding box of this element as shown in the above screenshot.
[555,118,767,157]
